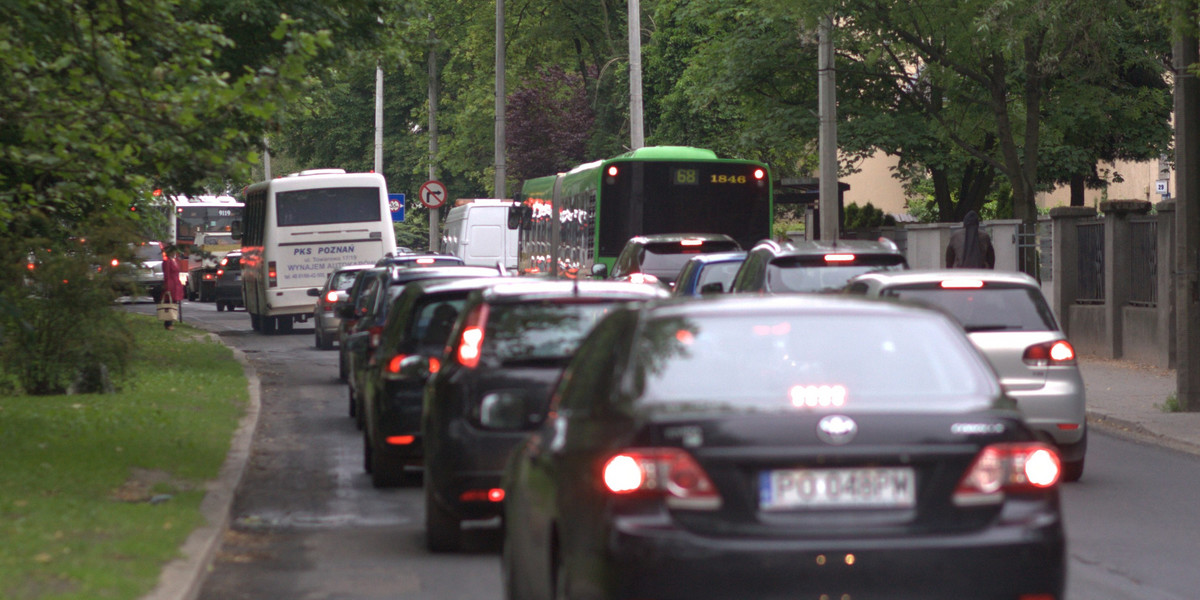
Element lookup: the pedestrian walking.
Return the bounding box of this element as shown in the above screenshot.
[160,248,185,330]
[945,210,995,269]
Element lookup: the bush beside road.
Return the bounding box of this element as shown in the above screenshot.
[0,314,248,600]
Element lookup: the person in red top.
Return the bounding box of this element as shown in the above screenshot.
[161,248,185,329]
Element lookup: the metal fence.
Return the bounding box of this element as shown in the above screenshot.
[1129,218,1157,306]
[1076,220,1105,304]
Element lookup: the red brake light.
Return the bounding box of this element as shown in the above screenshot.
[954,443,1060,506]
[941,278,985,289]
[753,168,766,180]
[386,435,415,446]
[680,239,704,247]
[459,488,506,503]
[602,448,722,510]
[386,353,409,374]
[607,165,619,177]
[26,262,36,271]
[428,357,441,374]
[216,269,224,277]
[455,304,490,369]
[416,257,436,264]
[110,258,120,268]
[824,254,855,262]
[1023,340,1076,366]
[325,291,340,304]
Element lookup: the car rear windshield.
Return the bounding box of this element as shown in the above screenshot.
[696,260,744,291]
[632,312,995,412]
[135,244,163,262]
[411,298,468,354]
[331,271,359,290]
[486,301,622,364]
[767,256,907,293]
[640,241,740,281]
[883,286,1058,332]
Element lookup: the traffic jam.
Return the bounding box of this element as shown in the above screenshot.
[253,203,1070,600]
[181,162,1079,600]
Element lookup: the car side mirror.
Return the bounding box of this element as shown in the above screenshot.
[699,282,724,294]
[307,288,320,297]
[590,262,608,279]
[478,391,545,430]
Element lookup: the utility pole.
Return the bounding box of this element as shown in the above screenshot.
[428,36,440,250]
[374,64,383,175]
[818,17,839,242]
[262,137,271,180]
[1175,24,1199,410]
[494,0,506,198]
[628,0,644,149]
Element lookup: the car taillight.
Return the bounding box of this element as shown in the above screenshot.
[940,278,985,289]
[386,353,409,374]
[680,239,704,246]
[602,448,722,510]
[953,442,1061,507]
[455,304,490,369]
[1023,340,1076,366]
[824,254,855,262]
[460,488,505,503]
[368,325,384,349]
[204,273,216,281]
[325,291,340,305]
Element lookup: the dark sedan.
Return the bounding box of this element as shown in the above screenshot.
[501,295,1065,600]
[422,279,669,552]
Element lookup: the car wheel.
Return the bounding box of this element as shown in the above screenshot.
[278,317,294,333]
[216,301,225,312]
[552,547,569,600]
[362,429,373,473]
[1062,457,1085,483]
[338,350,348,382]
[348,385,357,418]
[425,481,461,552]
[318,329,334,350]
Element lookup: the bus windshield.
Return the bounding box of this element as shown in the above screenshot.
[599,161,771,255]
[276,187,382,227]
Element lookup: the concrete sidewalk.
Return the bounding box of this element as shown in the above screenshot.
[1079,357,1199,455]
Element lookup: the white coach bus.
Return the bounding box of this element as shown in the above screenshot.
[234,169,397,334]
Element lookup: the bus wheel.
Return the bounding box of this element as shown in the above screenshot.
[278,318,294,333]
[262,316,277,334]
[250,313,261,331]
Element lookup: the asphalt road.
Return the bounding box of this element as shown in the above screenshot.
[129,299,1200,600]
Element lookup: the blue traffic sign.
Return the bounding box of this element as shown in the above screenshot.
[388,193,405,222]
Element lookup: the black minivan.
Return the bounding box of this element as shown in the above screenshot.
[421,279,668,551]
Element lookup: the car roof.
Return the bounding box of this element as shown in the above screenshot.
[684,250,748,265]
[753,238,903,257]
[850,269,1039,288]
[478,278,672,303]
[388,266,501,283]
[626,232,738,245]
[377,254,464,266]
[642,293,947,321]
[333,263,376,274]
[403,276,517,298]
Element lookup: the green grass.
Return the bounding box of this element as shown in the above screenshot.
[0,314,247,600]
[1156,392,1181,413]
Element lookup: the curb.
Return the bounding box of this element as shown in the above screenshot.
[1086,409,1200,457]
[140,333,261,600]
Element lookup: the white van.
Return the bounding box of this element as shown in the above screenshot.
[440,199,518,268]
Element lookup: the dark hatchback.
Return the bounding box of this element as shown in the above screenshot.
[213,251,243,312]
[501,295,1065,600]
[359,275,514,488]
[422,279,669,552]
[343,266,503,428]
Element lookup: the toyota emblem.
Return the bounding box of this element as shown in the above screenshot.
[817,415,858,445]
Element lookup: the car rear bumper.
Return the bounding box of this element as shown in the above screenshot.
[593,516,1065,600]
[1006,370,1086,448]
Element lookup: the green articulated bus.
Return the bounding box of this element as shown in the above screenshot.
[512,146,773,277]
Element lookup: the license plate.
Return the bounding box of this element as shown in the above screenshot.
[759,467,915,510]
